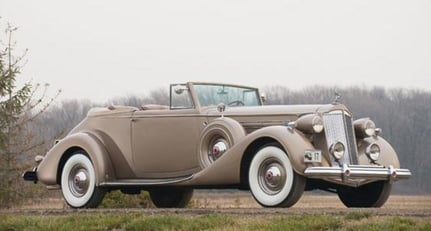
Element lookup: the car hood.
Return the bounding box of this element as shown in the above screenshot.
[204,103,349,117]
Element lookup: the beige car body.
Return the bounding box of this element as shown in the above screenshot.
[26,82,411,208]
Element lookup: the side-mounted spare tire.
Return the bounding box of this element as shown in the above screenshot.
[198,117,245,168]
[61,151,106,208]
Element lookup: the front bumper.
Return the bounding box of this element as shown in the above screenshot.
[304,164,411,187]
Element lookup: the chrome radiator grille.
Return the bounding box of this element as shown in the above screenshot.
[323,110,359,166]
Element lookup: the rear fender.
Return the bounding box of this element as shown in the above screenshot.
[37,132,115,186]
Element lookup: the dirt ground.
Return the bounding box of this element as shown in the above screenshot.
[191,191,431,210]
[4,191,431,217]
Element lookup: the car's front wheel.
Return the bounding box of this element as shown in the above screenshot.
[248,144,305,207]
[337,181,392,208]
[61,152,106,208]
[149,187,194,208]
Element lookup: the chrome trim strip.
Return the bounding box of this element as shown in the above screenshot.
[99,175,193,187]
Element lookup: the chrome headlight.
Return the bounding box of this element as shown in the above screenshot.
[294,114,324,134]
[354,118,377,138]
[330,141,345,160]
[366,143,380,161]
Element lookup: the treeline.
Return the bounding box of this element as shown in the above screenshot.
[31,85,429,194]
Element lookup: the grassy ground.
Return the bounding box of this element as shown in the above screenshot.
[3,193,431,231]
[1,212,430,231]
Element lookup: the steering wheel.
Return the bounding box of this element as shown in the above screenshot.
[227,100,245,106]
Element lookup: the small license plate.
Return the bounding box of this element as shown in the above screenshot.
[304,150,322,163]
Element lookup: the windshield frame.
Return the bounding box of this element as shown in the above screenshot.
[191,83,262,108]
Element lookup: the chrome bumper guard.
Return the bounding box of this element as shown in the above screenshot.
[304,164,411,185]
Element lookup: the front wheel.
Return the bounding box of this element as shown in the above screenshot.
[337,181,392,208]
[248,145,305,207]
[149,187,194,208]
[61,153,106,208]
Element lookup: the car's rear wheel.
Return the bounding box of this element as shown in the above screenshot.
[149,187,193,208]
[337,181,392,208]
[248,144,305,207]
[61,152,106,208]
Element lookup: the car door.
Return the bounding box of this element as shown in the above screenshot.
[131,109,204,178]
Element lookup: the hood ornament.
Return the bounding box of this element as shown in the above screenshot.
[332,91,341,104]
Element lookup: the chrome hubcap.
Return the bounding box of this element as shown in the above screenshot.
[265,166,282,186]
[209,138,229,162]
[258,158,286,195]
[69,166,90,197]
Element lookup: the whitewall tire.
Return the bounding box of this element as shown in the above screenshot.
[61,153,105,208]
[248,145,305,207]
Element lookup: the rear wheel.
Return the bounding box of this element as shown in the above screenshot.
[248,144,305,207]
[61,152,106,208]
[149,187,194,208]
[337,181,392,207]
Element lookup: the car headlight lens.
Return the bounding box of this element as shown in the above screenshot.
[366,143,380,161]
[354,118,377,138]
[312,116,324,133]
[330,142,345,160]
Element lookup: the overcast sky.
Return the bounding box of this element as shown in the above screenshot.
[1,0,430,102]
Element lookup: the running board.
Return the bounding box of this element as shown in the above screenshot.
[99,175,193,187]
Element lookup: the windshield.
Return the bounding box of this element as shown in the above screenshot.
[193,84,261,107]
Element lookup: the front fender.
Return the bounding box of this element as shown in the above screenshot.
[357,136,400,168]
[254,126,315,174]
[185,126,312,185]
[37,132,115,186]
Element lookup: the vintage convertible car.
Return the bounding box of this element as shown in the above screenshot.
[24,82,411,208]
